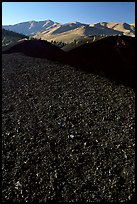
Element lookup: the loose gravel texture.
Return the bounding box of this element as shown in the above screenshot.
[2,53,135,202]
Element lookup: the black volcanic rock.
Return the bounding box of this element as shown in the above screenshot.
[2,39,66,62]
[66,36,135,89]
[2,53,135,202]
[2,36,135,89]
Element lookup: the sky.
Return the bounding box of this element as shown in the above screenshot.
[2,2,135,25]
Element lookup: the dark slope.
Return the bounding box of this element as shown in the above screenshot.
[61,36,102,52]
[2,36,135,90]
[2,53,135,202]
[2,28,27,46]
[66,36,135,89]
[2,39,66,62]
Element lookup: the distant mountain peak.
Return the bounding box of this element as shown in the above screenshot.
[70,21,81,24]
[2,20,135,39]
[2,20,59,36]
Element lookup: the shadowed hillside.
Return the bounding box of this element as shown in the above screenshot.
[65,36,135,89]
[2,28,27,46]
[61,36,104,52]
[2,36,135,89]
[2,39,65,62]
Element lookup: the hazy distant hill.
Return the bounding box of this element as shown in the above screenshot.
[34,24,123,43]
[2,29,27,47]
[3,20,135,43]
[2,20,60,36]
[65,35,135,89]
[92,22,135,37]
[34,21,135,43]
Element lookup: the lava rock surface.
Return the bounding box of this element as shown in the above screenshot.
[2,53,135,202]
[2,36,135,90]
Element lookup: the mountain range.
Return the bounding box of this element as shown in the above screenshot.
[3,19,135,43]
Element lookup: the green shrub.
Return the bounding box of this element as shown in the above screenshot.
[50,40,66,48]
[93,36,96,42]
[28,36,35,40]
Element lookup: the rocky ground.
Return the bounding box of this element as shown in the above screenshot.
[2,53,135,202]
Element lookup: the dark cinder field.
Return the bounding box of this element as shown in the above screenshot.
[2,36,135,202]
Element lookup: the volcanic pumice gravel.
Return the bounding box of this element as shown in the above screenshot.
[2,53,135,202]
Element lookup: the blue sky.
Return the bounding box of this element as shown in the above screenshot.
[2,2,135,25]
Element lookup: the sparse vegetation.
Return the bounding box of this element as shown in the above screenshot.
[28,36,35,40]
[93,36,96,41]
[50,40,67,48]
[72,39,81,44]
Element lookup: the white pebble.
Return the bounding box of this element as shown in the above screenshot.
[69,134,74,139]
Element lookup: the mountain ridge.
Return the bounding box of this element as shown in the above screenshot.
[3,20,135,43]
[3,20,60,36]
